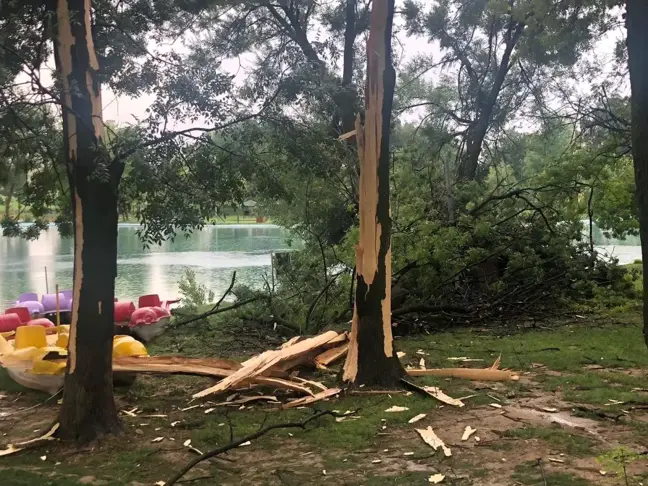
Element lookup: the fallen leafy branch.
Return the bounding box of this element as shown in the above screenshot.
[172,296,262,328]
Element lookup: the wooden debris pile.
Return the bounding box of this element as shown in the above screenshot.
[43,329,519,408]
[111,330,351,407]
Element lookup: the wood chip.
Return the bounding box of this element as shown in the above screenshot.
[541,407,558,413]
[0,423,59,457]
[423,386,464,407]
[151,437,164,443]
[385,406,409,413]
[181,405,200,412]
[204,408,215,414]
[490,354,502,370]
[416,427,452,457]
[408,413,426,424]
[282,388,341,409]
[372,459,382,464]
[548,458,565,464]
[170,421,180,427]
[403,452,415,456]
[183,439,191,447]
[239,441,251,447]
[428,474,445,484]
[461,426,477,441]
[489,403,502,409]
[419,358,426,369]
[396,351,406,358]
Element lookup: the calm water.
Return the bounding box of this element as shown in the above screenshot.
[0,223,642,309]
[0,224,293,308]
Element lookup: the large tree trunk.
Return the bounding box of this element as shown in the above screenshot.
[52,0,123,442]
[626,0,648,349]
[457,23,523,181]
[342,0,404,387]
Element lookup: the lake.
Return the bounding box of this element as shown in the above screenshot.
[0,223,642,309]
[0,224,294,309]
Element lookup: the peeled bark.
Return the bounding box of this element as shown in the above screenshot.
[52,0,122,442]
[626,0,648,349]
[342,0,404,387]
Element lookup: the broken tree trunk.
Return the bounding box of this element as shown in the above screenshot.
[342,0,404,387]
[52,0,123,442]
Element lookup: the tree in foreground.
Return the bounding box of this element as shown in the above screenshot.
[52,0,122,441]
[342,0,404,387]
[626,0,648,348]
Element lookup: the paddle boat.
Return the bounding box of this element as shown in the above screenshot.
[3,292,179,343]
[0,325,148,394]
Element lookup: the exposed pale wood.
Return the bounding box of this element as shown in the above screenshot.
[462,426,477,441]
[314,343,349,369]
[416,426,452,457]
[0,423,59,457]
[323,331,349,347]
[401,379,464,407]
[406,368,519,381]
[110,357,314,396]
[280,336,301,349]
[338,129,357,140]
[213,395,279,407]
[281,388,342,409]
[194,331,340,398]
[291,376,329,392]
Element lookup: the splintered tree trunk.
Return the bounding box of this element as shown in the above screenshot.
[53,0,122,442]
[342,0,404,387]
[627,0,648,349]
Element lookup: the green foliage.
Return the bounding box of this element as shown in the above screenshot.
[177,269,215,310]
[597,446,641,482]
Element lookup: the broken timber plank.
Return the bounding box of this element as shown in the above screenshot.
[111,357,314,395]
[406,368,519,381]
[282,388,342,409]
[314,343,349,369]
[194,331,340,398]
[401,379,464,407]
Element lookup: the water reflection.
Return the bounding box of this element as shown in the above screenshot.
[0,224,293,308]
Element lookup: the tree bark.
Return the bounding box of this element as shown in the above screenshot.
[342,0,404,387]
[626,0,648,349]
[52,0,123,442]
[457,23,523,181]
[340,0,358,133]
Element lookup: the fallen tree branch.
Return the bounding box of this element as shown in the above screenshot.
[164,410,338,485]
[392,304,472,317]
[172,296,262,328]
[210,271,237,313]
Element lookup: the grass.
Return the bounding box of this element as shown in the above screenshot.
[512,461,591,486]
[2,312,648,485]
[396,314,648,372]
[503,426,596,456]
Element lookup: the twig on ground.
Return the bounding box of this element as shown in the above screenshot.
[537,458,548,486]
[165,410,340,485]
[0,388,62,419]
